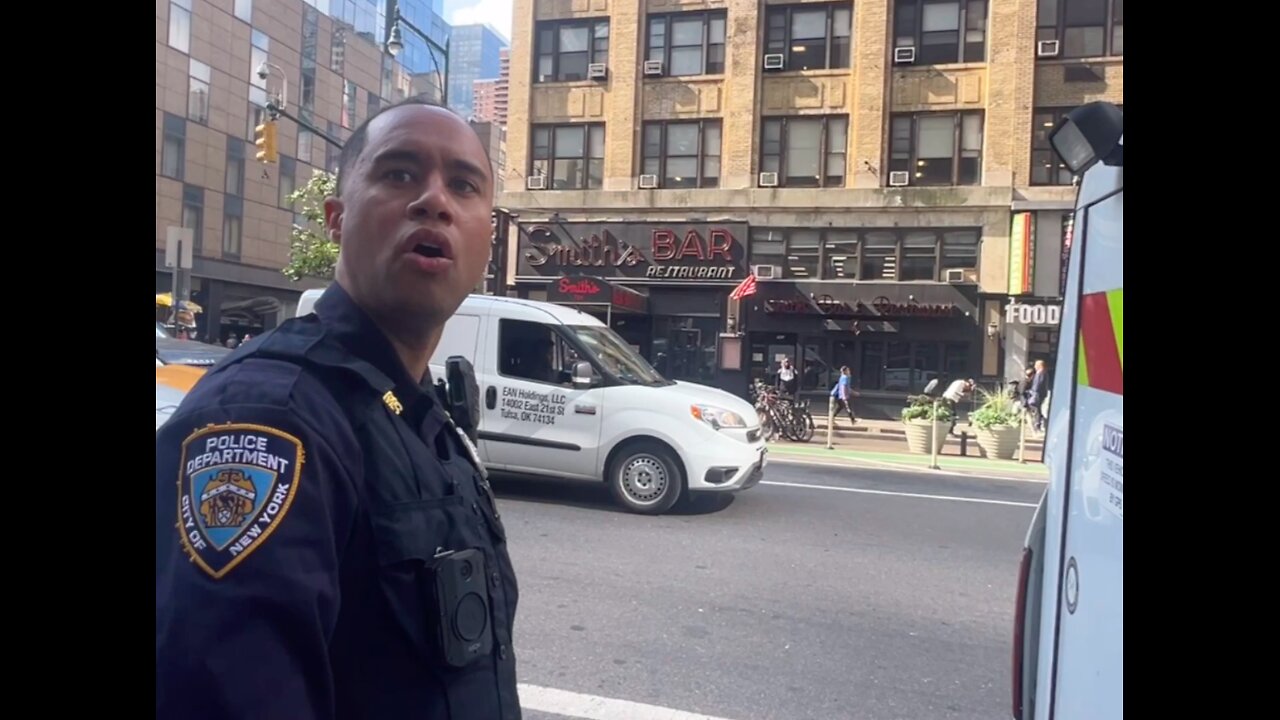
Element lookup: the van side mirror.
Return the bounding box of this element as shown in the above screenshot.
[572,361,594,388]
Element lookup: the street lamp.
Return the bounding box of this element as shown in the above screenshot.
[384,1,451,105]
[1048,101,1123,176]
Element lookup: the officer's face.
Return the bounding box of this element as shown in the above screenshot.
[325,104,493,327]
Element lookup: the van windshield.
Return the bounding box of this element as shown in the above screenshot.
[568,325,670,386]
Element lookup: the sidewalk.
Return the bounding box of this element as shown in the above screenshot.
[765,417,1049,479]
[812,415,1045,448]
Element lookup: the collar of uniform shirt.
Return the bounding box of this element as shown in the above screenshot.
[313,282,438,422]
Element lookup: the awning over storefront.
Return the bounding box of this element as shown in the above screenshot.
[546,275,650,318]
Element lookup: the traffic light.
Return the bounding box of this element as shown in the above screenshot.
[254,120,278,164]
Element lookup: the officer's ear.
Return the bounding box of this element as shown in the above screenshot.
[323,197,344,244]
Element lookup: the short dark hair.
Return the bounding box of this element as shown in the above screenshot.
[335,95,476,197]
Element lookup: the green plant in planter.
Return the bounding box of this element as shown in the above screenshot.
[901,395,956,423]
[971,387,1020,430]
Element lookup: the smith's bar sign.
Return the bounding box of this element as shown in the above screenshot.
[516,222,748,282]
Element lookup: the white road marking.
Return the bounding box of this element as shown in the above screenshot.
[761,480,1039,508]
[519,684,740,720]
[769,454,1049,484]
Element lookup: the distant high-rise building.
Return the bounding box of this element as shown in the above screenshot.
[447,24,507,118]
[472,48,509,126]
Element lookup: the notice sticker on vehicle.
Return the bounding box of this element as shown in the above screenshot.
[1098,423,1123,519]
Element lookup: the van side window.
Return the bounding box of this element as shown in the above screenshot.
[499,319,576,386]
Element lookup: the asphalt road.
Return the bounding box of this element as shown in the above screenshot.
[493,459,1045,720]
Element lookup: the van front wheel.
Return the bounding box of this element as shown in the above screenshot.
[607,443,683,515]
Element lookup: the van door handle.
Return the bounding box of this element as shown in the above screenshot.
[486,385,497,410]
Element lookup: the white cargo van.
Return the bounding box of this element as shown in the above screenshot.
[297,290,768,514]
[1012,102,1122,719]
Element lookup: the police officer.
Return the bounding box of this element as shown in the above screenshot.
[156,98,519,719]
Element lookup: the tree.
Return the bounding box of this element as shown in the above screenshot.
[282,169,339,282]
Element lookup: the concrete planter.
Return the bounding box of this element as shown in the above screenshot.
[903,419,949,454]
[975,425,1020,460]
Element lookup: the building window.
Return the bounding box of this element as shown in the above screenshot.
[760,115,848,188]
[331,26,347,75]
[188,59,211,124]
[298,129,314,166]
[535,19,610,83]
[893,0,987,65]
[765,3,852,71]
[301,69,316,111]
[223,195,243,260]
[251,29,269,90]
[234,0,252,23]
[326,121,343,173]
[1031,108,1075,185]
[748,228,857,280]
[279,156,297,208]
[751,227,978,281]
[182,184,204,254]
[859,340,970,393]
[302,5,319,67]
[530,124,605,190]
[646,11,726,76]
[222,216,242,260]
[169,0,192,54]
[642,120,721,188]
[343,81,357,128]
[225,137,245,196]
[248,87,269,139]
[863,228,980,281]
[368,92,381,119]
[161,112,186,181]
[889,111,983,186]
[1037,0,1122,58]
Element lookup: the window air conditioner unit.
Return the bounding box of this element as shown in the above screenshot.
[587,63,608,80]
[763,53,785,70]
[945,268,965,283]
[893,46,916,64]
[758,171,779,187]
[526,175,546,190]
[638,174,659,189]
[1037,40,1060,57]
[888,171,910,187]
[643,60,664,77]
[753,264,779,279]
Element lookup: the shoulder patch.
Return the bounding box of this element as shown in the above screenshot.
[177,423,304,579]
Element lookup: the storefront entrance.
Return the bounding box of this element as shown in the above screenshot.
[651,317,718,385]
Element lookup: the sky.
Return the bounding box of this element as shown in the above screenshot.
[445,0,513,43]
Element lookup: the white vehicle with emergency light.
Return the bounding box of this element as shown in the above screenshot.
[1011,101,1122,720]
[298,290,768,514]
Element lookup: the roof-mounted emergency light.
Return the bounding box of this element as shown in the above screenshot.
[1049,101,1123,176]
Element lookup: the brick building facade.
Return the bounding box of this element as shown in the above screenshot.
[155,0,426,344]
[496,0,1123,411]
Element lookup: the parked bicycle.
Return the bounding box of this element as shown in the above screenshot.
[749,379,815,443]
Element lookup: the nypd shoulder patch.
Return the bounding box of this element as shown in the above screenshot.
[176,423,304,579]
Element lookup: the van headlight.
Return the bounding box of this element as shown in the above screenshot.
[690,404,747,430]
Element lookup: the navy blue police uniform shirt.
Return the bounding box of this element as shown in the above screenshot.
[156,284,520,720]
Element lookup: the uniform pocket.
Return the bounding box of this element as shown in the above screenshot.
[370,495,466,566]
[370,496,470,666]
